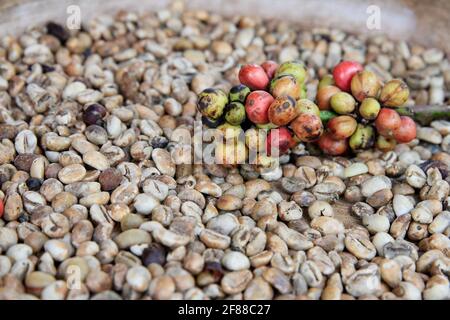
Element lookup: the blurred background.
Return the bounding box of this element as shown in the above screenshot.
[0,0,449,54]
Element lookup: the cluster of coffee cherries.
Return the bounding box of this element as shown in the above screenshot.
[316,60,416,155]
[196,60,416,166]
[197,61,313,167]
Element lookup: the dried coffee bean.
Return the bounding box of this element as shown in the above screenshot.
[151,136,169,149]
[26,178,42,191]
[46,22,69,43]
[142,243,167,266]
[344,232,376,260]
[281,177,307,193]
[99,168,123,191]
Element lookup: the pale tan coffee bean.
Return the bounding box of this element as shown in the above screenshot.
[58,164,86,184]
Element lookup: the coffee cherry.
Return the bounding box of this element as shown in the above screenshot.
[300,86,307,99]
[270,75,301,99]
[245,91,274,124]
[256,123,279,131]
[379,79,410,107]
[239,64,269,90]
[319,110,338,124]
[350,70,381,102]
[332,60,363,92]
[261,60,279,79]
[376,135,397,152]
[291,113,323,142]
[265,127,294,156]
[316,85,341,110]
[0,199,4,219]
[197,88,228,120]
[393,116,416,143]
[245,128,266,152]
[268,96,298,126]
[275,61,308,84]
[215,140,248,166]
[375,108,401,137]
[327,115,358,140]
[224,102,246,125]
[318,74,335,90]
[229,84,251,103]
[296,99,320,117]
[330,92,356,114]
[202,115,224,128]
[217,123,243,141]
[318,133,348,155]
[349,124,375,151]
[359,98,381,120]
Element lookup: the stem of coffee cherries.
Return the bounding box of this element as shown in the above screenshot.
[196,60,448,168]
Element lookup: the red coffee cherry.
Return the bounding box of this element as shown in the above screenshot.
[266,127,294,156]
[332,61,363,92]
[245,91,274,124]
[375,108,401,138]
[393,116,416,143]
[239,64,270,90]
[318,133,348,155]
[261,60,279,80]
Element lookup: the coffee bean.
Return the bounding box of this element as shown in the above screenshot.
[26,178,42,191]
[142,243,167,266]
[46,22,69,43]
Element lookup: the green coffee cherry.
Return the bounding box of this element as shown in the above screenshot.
[217,123,243,141]
[359,98,381,120]
[319,110,338,124]
[256,122,279,130]
[275,61,308,84]
[245,128,266,151]
[224,102,246,125]
[376,135,397,152]
[297,99,320,117]
[197,88,228,120]
[202,115,224,128]
[349,124,375,151]
[330,92,356,114]
[318,74,335,90]
[229,84,251,103]
[300,86,307,99]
